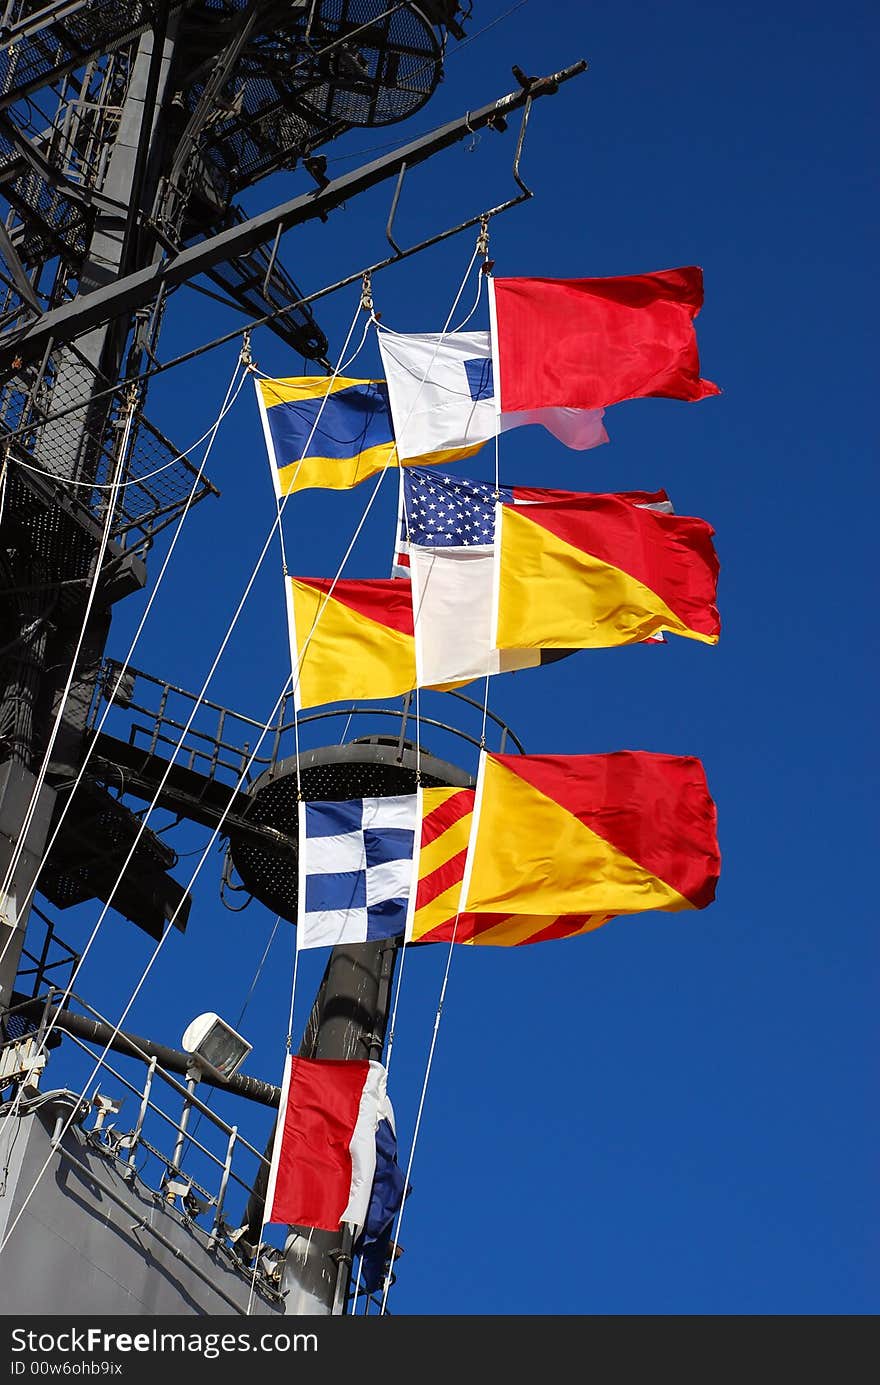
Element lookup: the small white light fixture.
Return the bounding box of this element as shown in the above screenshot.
[181,1012,252,1082]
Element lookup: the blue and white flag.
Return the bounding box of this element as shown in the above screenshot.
[354,1095,410,1295]
[297,795,417,949]
[376,326,608,464]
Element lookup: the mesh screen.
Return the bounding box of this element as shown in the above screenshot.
[0,1,190,99]
[0,123,92,265]
[39,779,176,910]
[0,344,218,550]
[187,1,444,192]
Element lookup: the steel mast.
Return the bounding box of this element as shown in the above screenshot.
[0,2,586,1314]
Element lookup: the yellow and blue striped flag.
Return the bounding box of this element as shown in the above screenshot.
[255,374,484,494]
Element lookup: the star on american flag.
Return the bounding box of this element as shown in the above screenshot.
[393,467,511,574]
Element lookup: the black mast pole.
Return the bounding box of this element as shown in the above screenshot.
[241,937,400,1314]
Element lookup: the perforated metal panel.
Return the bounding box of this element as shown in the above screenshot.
[0,0,170,100]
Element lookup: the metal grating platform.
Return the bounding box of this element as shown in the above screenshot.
[181,0,447,195]
[0,1,195,107]
[0,121,92,266]
[1,465,96,584]
[39,777,191,938]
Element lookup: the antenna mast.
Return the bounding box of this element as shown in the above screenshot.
[0,0,586,1316]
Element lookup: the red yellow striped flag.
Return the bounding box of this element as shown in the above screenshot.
[495,492,720,651]
[288,577,415,711]
[405,786,614,946]
[461,751,720,917]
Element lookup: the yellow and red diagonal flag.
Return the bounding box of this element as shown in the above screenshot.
[494,492,719,650]
[461,751,720,917]
[405,786,614,946]
[289,577,415,711]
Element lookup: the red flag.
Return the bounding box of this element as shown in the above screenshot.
[488,267,719,411]
[264,1057,387,1232]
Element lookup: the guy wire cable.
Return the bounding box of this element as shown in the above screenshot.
[16,294,370,1067]
[252,241,487,1313]
[373,235,486,1086]
[16,256,427,1091]
[0,395,137,918]
[3,239,489,1285]
[0,351,249,979]
[0,667,296,1260]
[288,236,483,792]
[379,906,464,1315]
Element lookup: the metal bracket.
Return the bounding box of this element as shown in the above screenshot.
[384,95,535,259]
[261,221,283,298]
[386,161,408,254]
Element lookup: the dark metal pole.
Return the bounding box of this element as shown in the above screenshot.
[14,999,282,1106]
[241,935,401,1315]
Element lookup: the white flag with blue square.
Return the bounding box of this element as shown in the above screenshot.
[376,328,497,462]
[376,325,608,464]
[297,795,418,950]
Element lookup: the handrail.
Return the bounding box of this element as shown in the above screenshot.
[88,658,527,787]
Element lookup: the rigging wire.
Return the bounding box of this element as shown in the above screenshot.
[251,307,376,578]
[0,669,296,1262]
[322,0,532,169]
[269,293,368,800]
[0,396,136,925]
[0,0,535,1300]
[0,353,249,982]
[1,238,489,1300]
[450,262,486,332]
[244,923,300,1318]
[2,278,406,1223]
[8,427,222,490]
[379,914,462,1316]
[2,183,523,451]
[480,426,503,748]
[6,304,347,1046]
[249,241,487,1310]
[288,238,482,794]
[347,243,491,1307]
[13,471,296,1057]
[175,910,284,1164]
[376,237,485,1084]
[294,232,483,810]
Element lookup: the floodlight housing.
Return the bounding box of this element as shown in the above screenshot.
[181,1012,252,1082]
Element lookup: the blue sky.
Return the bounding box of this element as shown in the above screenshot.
[48,0,877,1315]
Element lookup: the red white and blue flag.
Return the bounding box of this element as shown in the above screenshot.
[265,1057,398,1235]
[392,467,673,683]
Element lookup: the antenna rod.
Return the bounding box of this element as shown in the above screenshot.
[0,61,587,374]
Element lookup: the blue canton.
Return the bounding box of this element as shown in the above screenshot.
[399,466,513,551]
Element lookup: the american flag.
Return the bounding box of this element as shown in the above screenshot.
[391,466,675,645]
[392,467,511,576]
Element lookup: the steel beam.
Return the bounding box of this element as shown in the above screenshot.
[0,62,587,374]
